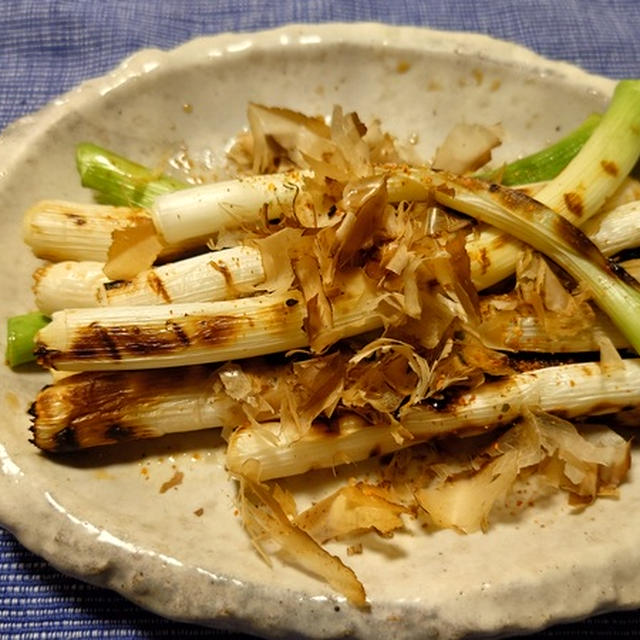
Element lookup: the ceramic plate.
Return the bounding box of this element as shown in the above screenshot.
[0,23,634,639]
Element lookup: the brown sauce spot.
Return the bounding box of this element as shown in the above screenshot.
[490,234,509,250]
[32,264,50,287]
[563,192,584,218]
[601,160,619,177]
[4,391,19,412]
[159,470,184,493]
[146,272,171,303]
[472,68,483,85]
[435,184,456,198]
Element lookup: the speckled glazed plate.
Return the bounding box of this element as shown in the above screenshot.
[0,23,633,639]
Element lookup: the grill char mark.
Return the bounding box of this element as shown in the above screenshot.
[29,367,218,451]
[458,176,640,293]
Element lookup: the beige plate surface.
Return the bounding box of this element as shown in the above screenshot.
[0,23,631,639]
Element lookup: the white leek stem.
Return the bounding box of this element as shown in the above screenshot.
[34,261,107,314]
[151,171,309,245]
[35,288,381,371]
[582,199,640,257]
[467,199,640,290]
[465,79,640,288]
[427,171,640,355]
[227,359,640,481]
[101,246,265,306]
[33,247,265,313]
[23,200,150,263]
[29,366,240,451]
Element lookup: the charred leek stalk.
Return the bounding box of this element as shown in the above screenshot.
[22,199,202,263]
[479,308,628,352]
[537,81,640,220]
[35,291,309,370]
[151,172,310,245]
[33,261,109,314]
[467,79,640,288]
[426,171,640,356]
[29,198,640,318]
[29,366,241,451]
[32,357,640,461]
[22,200,152,263]
[31,174,640,367]
[34,287,381,371]
[581,199,640,256]
[479,258,640,353]
[33,246,265,314]
[16,92,640,609]
[227,359,640,481]
[105,82,640,285]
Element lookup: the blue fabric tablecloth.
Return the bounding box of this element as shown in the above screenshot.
[3,1,640,638]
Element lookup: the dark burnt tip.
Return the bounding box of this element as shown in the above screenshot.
[54,425,79,452]
[33,345,48,358]
[27,428,48,452]
[609,259,640,290]
[34,345,57,369]
[103,279,127,291]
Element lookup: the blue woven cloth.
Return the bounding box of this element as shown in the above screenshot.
[3,1,640,638]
